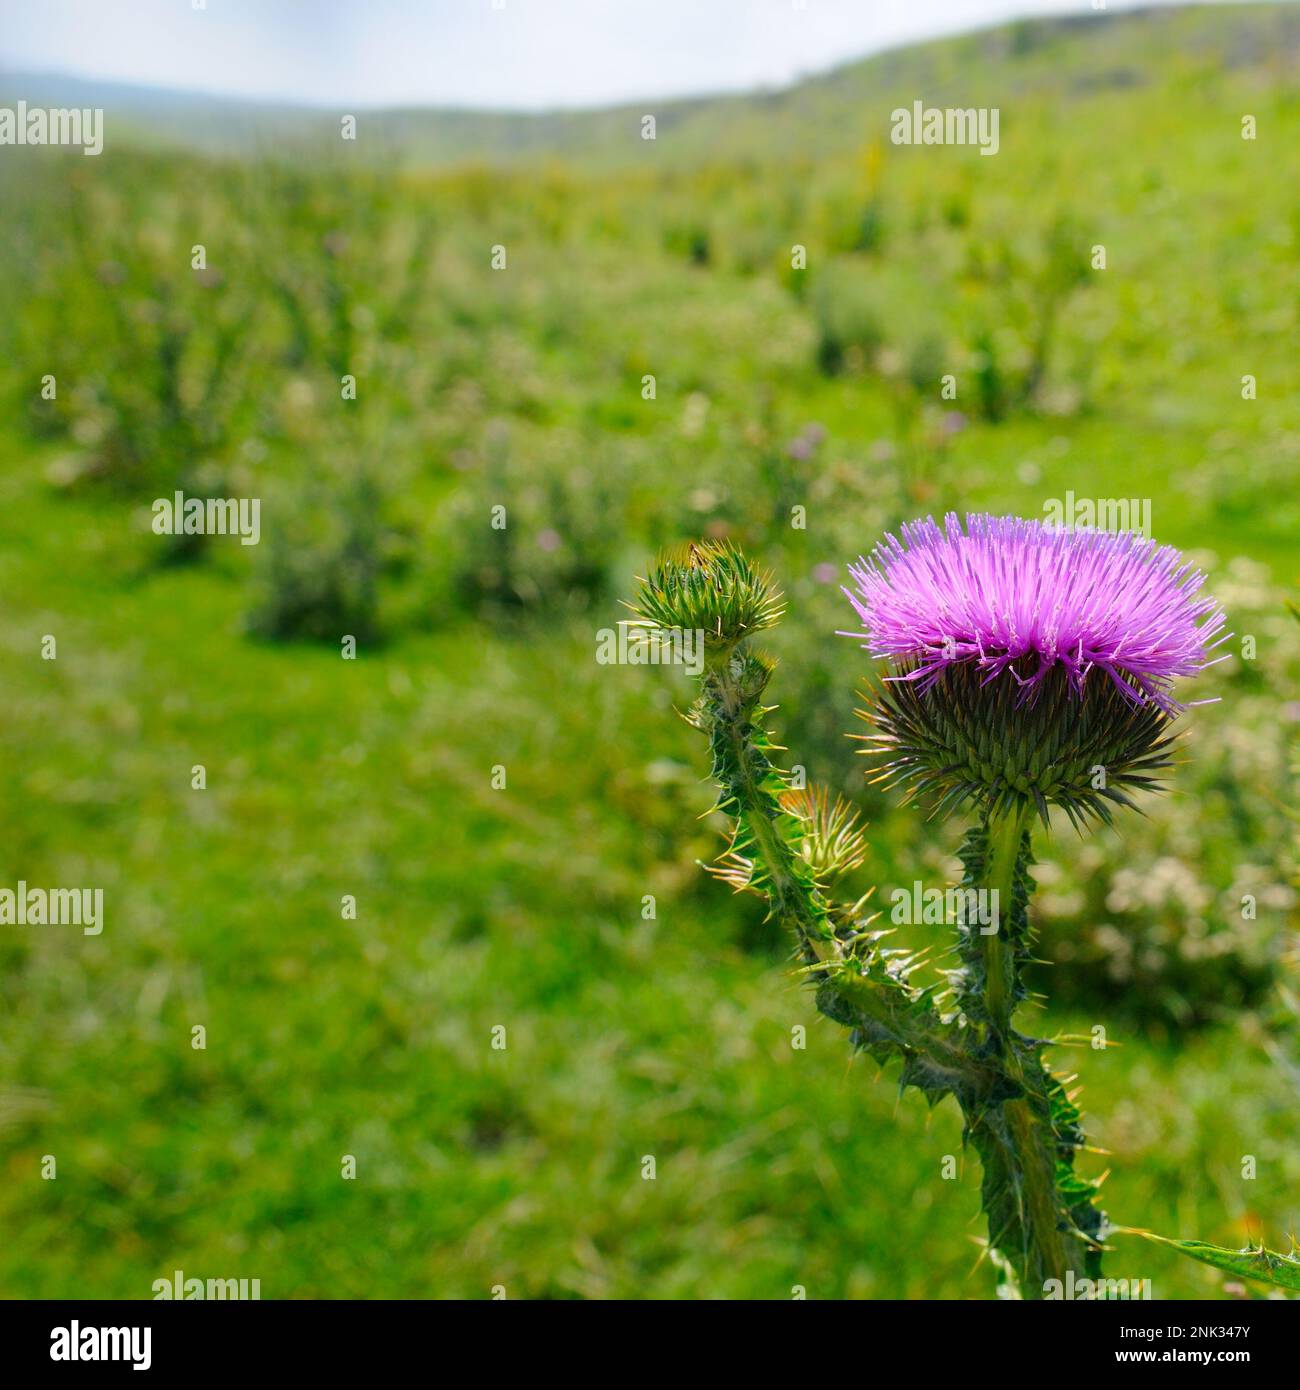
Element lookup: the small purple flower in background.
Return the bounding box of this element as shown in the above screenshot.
[940,411,967,437]
[536,528,561,553]
[844,512,1228,711]
[812,562,837,584]
[786,422,827,461]
[868,439,896,464]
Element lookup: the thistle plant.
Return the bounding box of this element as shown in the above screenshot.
[630,521,1300,1299]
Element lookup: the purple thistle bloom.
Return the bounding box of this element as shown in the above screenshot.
[843,513,1228,712]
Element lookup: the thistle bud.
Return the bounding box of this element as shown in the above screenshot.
[630,541,784,659]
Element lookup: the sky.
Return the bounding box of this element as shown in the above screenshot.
[0,0,1221,110]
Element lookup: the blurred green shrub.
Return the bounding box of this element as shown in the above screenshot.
[246,472,385,645]
[810,263,884,376]
[448,427,624,618]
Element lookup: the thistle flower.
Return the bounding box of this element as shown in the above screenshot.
[844,513,1228,826]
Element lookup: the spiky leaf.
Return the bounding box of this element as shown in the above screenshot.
[1121,1229,1300,1292]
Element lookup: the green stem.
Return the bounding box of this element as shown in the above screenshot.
[710,650,829,961]
[982,804,1031,1040]
[963,805,1103,1296]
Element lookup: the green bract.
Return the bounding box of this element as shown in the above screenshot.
[858,659,1179,828]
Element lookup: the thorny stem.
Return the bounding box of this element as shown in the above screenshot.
[703,647,972,1081]
[707,649,1102,1296]
[963,806,1103,1296]
[711,652,824,966]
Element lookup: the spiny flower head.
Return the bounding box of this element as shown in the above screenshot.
[631,541,784,654]
[844,513,1228,827]
[844,513,1227,711]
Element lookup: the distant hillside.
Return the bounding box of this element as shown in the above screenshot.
[2,3,1297,169]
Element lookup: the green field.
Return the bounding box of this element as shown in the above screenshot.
[1,4,1298,1298]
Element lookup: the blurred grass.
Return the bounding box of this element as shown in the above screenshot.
[0,4,1298,1298]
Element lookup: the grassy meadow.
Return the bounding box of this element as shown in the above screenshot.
[0,5,1298,1298]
